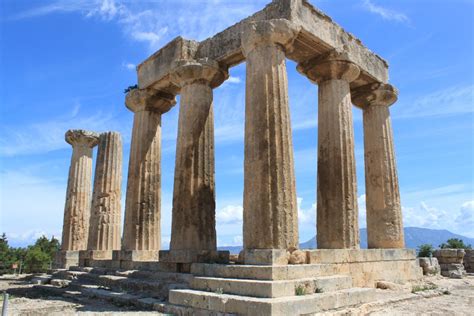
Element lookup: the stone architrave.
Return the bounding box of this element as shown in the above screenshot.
[61,130,99,251]
[121,88,175,260]
[169,59,228,252]
[352,83,404,249]
[241,20,300,252]
[87,131,123,254]
[297,50,361,249]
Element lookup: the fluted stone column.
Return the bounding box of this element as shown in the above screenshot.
[56,130,99,268]
[298,50,361,249]
[241,20,299,262]
[120,88,175,262]
[168,59,227,257]
[352,83,404,249]
[85,132,123,259]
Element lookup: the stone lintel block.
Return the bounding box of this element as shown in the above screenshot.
[159,250,230,264]
[244,249,289,265]
[54,250,80,269]
[137,0,388,92]
[113,250,159,262]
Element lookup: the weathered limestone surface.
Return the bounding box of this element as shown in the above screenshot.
[298,50,360,249]
[137,0,388,94]
[464,249,474,273]
[170,59,227,251]
[122,88,175,253]
[61,129,99,251]
[352,83,404,249]
[87,132,123,252]
[242,20,299,251]
[418,257,441,275]
[433,249,466,278]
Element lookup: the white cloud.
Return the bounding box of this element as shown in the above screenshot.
[362,0,409,23]
[11,0,266,51]
[402,200,474,238]
[122,62,136,71]
[216,205,243,224]
[358,194,367,228]
[0,170,65,246]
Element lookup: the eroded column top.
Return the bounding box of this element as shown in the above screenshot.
[240,19,301,56]
[297,49,360,84]
[170,58,228,89]
[351,83,398,109]
[65,129,99,148]
[125,88,176,114]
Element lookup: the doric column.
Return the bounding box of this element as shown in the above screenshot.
[87,131,123,252]
[121,88,175,258]
[352,83,404,248]
[169,59,227,252]
[61,130,99,251]
[298,50,361,249]
[241,19,299,252]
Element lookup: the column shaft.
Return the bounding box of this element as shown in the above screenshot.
[170,82,216,251]
[317,79,359,249]
[122,110,162,251]
[61,130,98,251]
[243,43,298,250]
[363,105,404,248]
[88,132,123,251]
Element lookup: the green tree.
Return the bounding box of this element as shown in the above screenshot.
[417,244,434,257]
[24,246,51,273]
[439,238,472,249]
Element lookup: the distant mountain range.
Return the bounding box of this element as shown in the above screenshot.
[219,227,474,254]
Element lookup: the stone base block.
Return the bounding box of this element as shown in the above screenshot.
[54,250,80,269]
[112,250,159,262]
[440,263,466,279]
[191,274,352,298]
[159,250,229,264]
[79,250,114,266]
[243,249,289,265]
[418,257,441,275]
[169,287,376,316]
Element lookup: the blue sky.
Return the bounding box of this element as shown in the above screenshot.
[0,0,473,247]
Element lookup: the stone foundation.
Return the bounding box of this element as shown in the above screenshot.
[433,249,466,278]
[464,249,474,273]
[418,257,441,275]
[304,249,420,287]
[54,251,80,269]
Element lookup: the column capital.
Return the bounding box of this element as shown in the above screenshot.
[241,19,301,56]
[352,83,398,109]
[65,129,99,148]
[125,88,176,114]
[297,49,360,84]
[171,58,228,89]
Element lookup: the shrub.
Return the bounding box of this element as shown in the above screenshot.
[124,84,138,94]
[439,238,472,249]
[417,244,434,257]
[295,285,306,296]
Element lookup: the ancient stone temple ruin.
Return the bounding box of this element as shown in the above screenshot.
[53,1,422,314]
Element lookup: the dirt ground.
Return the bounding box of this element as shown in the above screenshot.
[1,274,473,315]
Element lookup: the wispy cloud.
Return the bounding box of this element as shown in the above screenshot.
[394,85,474,119]
[0,102,126,156]
[10,0,266,51]
[362,0,409,23]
